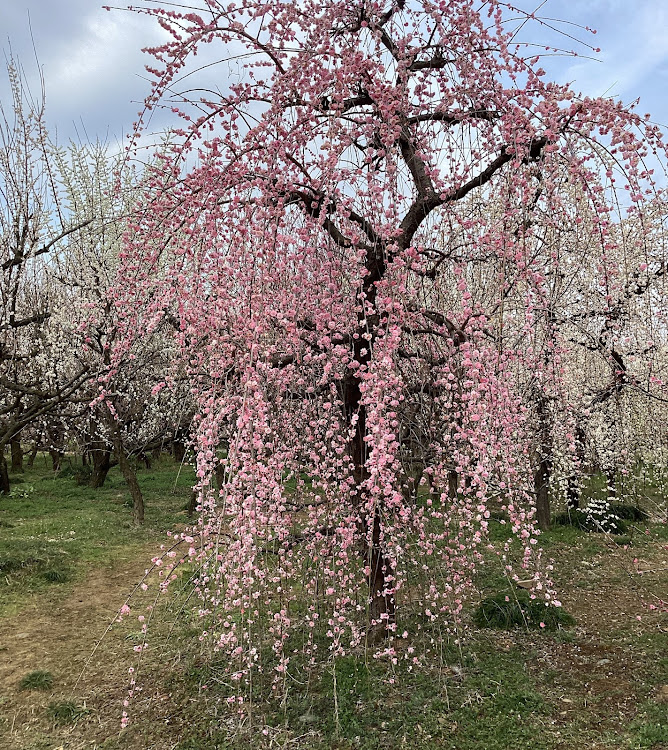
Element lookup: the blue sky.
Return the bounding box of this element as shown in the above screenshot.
[1,0,668,146]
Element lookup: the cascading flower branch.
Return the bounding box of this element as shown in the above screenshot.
[112,0,667,709]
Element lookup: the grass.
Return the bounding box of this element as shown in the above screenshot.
[0,457,666,749]
[473,590,576,631]
[19,670,54,691]
[0,455,195,616]
[628,702,668,748]
[47,700,91,724]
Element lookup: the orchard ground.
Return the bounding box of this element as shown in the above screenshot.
[0,458,666,750]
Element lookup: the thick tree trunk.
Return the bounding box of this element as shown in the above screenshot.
[10,438,24,473]
[533,391,552,531]
[187,489,198,518]
[366,508,396,643]
[343,370,395,643]
[0,453,10,495]
[89,441,112,488]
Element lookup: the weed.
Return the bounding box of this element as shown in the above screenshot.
[47,700,90,724]
[42,568,70,583]
[473,591,576,631]
[19,670,54,691]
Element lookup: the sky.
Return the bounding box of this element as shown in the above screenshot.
[1,0,668,148]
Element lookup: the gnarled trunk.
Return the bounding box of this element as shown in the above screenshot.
[117,447,145,525]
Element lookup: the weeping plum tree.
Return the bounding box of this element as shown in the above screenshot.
[115,0,666,694]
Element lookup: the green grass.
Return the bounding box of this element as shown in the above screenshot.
[1,456,666,750]
[172,639,558,750]
[473,590,576,631]
[0,456,195,616]
[19,670,54,691]
[629,702,668,748]
[46,700,91,724]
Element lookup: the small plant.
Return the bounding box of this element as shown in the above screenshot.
[19,670,54,691]
[473,591,575,631]
[47,700,90,725]
[8,484,35,499]
[42,568,70,583]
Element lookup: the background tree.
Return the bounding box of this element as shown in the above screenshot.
[0,60,91,494]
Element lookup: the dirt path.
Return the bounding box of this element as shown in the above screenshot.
[0,546,161,750]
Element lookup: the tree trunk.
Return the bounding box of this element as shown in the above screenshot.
[187,489,198,518]
[89,441,112,488]
[10,438,24,473]
[118,448,145,525]
[533,391,552,531]
[26,442,39,468]
[534,460,551,531]
[172,439,186,463]
[0,453,10,495]
[106,409,145,525]
[49,449,64,473]
[343,370,395,643]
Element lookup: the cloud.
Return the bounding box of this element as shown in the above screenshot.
[2,1,170,145]
[541,0,668,124]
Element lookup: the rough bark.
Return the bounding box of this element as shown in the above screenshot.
[10,438,24,473]
[172,439,186,463]
[534,460,551,531]
[187,489,198,518]
[106,410,145,525]
[0,453,10,495]
[117,447,145,525]
[89,440,112,488]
